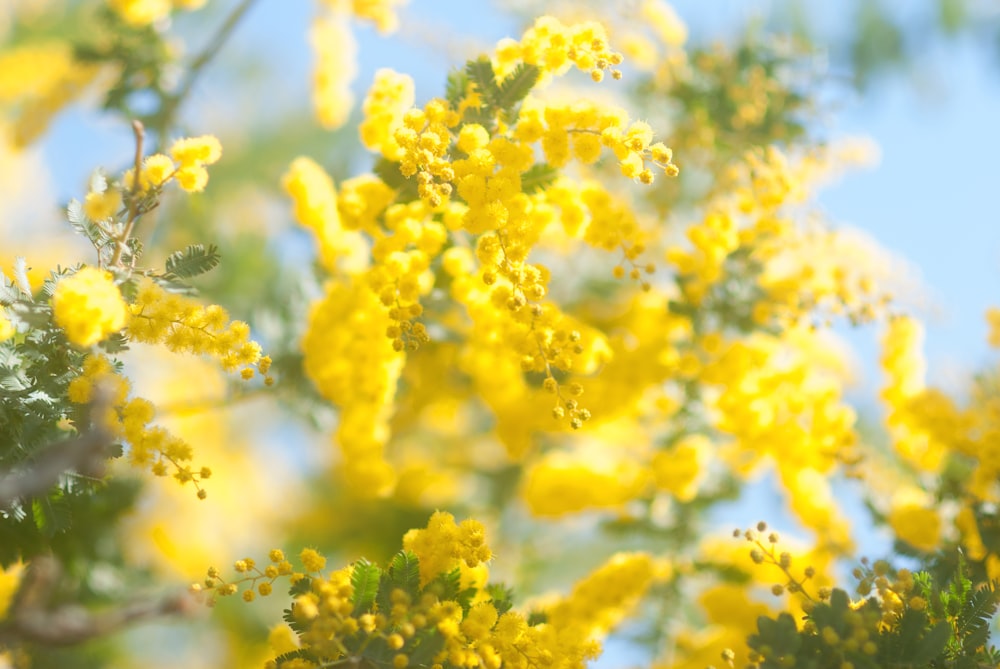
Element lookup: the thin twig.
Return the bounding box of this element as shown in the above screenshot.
[108,119,146,268]
[0,555,197,647]
[154,0,260,150]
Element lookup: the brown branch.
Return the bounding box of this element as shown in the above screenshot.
[0,555,197,647]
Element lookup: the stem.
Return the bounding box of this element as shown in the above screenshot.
[109,119,145,268]
[154,0,259,150]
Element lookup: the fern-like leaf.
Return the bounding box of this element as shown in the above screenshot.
[958,585,998,652]
[521,163,559,194]
[350,559,381,614]
[376,551,420,615]
[445,68,469,109]
[495,63,539,111]
[163,244,220,279]
[465,57,501,110]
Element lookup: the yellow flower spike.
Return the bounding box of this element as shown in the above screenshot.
[83,188,122,222]
[169,135,222,167]
[51,267,128,347]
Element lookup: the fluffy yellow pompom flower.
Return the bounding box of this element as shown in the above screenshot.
[888,501,941,552]
[169,135,222,167]
[109,0,172,26]
[299,547,327,573]
[402,511,492,585]
[51,267,128,347]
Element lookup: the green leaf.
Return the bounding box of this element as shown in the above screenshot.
[495,63,540,111]
[958,585,998,652]
[912,620,951,663]
[486,583,515,615]
[377,550,420,613]
[163,244,221,279]
[521,163,559,195]
[465,57,501,110]
[445,68,469,109]
[350,558,381,614]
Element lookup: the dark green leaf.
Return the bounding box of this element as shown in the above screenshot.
[350,558,381,614]
[465,57,501,110]
[495,63,540,111]
[912,620,951,662]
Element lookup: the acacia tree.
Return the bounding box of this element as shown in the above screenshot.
[1,1,999,668]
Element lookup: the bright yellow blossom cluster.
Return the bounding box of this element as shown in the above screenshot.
[283,156,370,274]
[494,16,624,82]
[124,135,222,194]
[51,267,129,347]
[127,279,268,379]
[201,513,627,669]
[359,69,415,160]
[545,552,664,636]
[318,0,408,34]
[67,354,211,496]
[401,511,492,585]
[0,42,102,147]
[108,0,207,27]
[300,279,405,494]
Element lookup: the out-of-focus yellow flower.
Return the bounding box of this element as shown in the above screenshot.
[51,267,128,347]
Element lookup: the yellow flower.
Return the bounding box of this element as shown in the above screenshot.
[169,135,222,167]
[888,501,941,552]
[300,547,327,573]
[83,188,122,221]
[0,308,15,342]
[51,267,128,347]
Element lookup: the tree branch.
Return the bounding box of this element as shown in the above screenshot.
[0,555,197,647]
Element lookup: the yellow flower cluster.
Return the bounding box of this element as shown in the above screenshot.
[887,496,941,552]
[127,279,268,379]
[318,0,408,34]
[83,187,123,222]
[234,513,605,669]
[193,548,298,605]
[51,267,129,347]
[650,433,710,502]
[124,135,222,194]
[546,552,663,636]
[359,69,415,160]
[108,0,207,27]
[879,316,947,472]
[699,328,856,545]
[0,307,14,342]
[401,511,492,585]
[67,354,211,496]
[666,148,889,327]
[494,16,624,82]
[988,307,1000,348]
[300,279,404,494]
[517,99,679,183]
[0,41,102,147]
[283,156,370,274]
[309,13,358,130]
[522,455,648,516]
